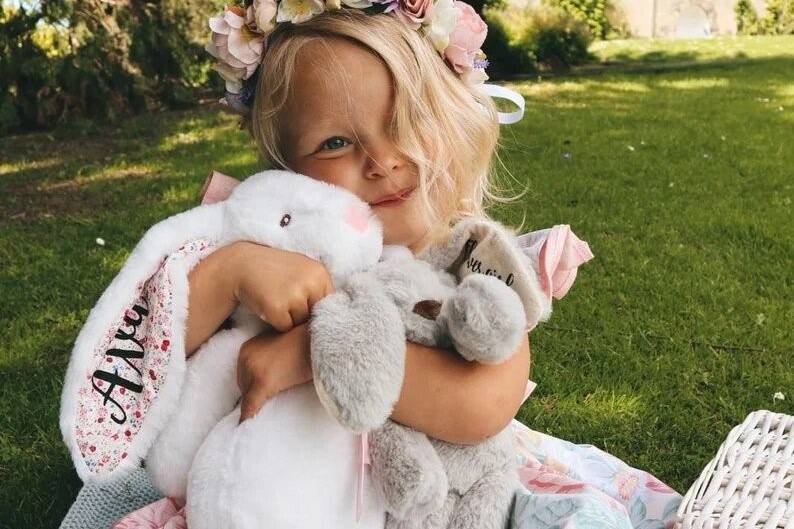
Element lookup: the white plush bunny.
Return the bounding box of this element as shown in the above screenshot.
[143,170,393,529]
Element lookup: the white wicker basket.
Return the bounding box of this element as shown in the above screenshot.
[677,410,794,529]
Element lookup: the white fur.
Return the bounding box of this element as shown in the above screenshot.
[60,203,225,483]
[138,170,387,528]
[61,170,382,497]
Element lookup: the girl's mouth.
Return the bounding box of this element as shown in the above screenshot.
[370,187,415,207]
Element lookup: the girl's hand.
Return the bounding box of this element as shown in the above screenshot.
[230,241,334,332]
[185,242,332,356]
[237,323,313,422]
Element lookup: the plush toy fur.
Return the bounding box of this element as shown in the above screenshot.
[145,170,391,529]
[310,218,547,529]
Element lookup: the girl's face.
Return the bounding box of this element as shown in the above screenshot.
[281,37,431,252]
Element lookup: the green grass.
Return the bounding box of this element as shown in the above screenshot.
[2,36,793,527]
[590,35,794,64]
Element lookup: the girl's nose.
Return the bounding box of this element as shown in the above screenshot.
[364,143,405,180]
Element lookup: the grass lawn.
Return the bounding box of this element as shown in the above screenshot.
[590,35,794,64]
[1,36,793,527]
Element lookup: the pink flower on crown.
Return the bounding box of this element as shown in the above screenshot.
[206,5,266,93]
[443,1,487,74]
[384,0,433,28]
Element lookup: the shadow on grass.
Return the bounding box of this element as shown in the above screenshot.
[0,107,259,225]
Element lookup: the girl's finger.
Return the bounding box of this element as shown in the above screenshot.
[288,298,310,327]
[239,383,271,423]
[264,307,294,332]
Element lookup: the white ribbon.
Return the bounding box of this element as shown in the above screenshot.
[482,83,526,125]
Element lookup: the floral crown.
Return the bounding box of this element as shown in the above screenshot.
[207,0,491,116]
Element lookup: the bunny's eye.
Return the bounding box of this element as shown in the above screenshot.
[280,214,291,227]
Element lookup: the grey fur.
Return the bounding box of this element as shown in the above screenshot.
[310,221,530,529]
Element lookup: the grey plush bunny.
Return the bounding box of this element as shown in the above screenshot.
[311,218,550,529]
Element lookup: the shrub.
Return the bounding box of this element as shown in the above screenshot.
[0,0,217,135]
[482,8,537,76]
[735,0,794,35]
[760,0,794,34]
[517,5,593,69]
[547,0,611,39]
[735,0,760,35]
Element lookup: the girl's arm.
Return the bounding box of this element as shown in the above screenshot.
[185,242,530,442]
[231,323,530,443]
[393,335,530,445]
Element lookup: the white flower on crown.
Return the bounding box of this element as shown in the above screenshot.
[277,0,326,24]
[253,0,278,31]
[424,0,459,53]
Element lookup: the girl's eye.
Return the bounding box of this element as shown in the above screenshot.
[321,137,350,151]
[280,214,291,227]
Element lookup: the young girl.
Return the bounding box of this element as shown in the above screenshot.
[189,7,530,443]
[59,2,682,528]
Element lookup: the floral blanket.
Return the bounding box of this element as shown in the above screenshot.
[85,419,680,529]
[511,421,680,529]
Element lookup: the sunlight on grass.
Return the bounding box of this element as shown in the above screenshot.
[522,390,644,425]
[591,35,794,64]
[0,157,60,177]
[161,184,201,205]
[37,165,155,191]
[657,78,730,89]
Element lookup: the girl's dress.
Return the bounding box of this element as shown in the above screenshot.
[58,175,681,529]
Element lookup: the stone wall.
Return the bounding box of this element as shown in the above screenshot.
[613,0,768,37]
[504,0,769,38]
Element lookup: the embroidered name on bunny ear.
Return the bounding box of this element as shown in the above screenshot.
[73,239,215,477]
[444,220,551,331]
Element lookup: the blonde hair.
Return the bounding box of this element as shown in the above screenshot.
[248,9,501,240]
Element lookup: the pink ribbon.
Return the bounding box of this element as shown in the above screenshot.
[356,432,371,522]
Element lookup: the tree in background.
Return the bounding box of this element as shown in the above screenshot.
[547,0,611,39]
[0,0,221,135]
[760,0,794,34]
[735,0,794,35]
[734,0,760,34]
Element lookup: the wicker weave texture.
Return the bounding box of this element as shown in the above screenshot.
[677,410,794,529]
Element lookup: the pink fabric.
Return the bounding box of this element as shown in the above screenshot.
[113,497,186,529]
[539,225,594,300]
[356,432,370,521]
[516,225,594,302]
[200,171,240,205]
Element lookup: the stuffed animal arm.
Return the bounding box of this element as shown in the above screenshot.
[310,219,543,529]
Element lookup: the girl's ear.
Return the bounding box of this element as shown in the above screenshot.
[200,171,241,204]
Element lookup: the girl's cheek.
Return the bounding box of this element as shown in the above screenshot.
[295,157,358,192]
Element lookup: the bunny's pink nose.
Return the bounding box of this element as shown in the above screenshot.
[343,204,371,233]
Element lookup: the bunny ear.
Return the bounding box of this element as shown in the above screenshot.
[516,225,594,302]
[200,171,241,205]
[419,217,552,331]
